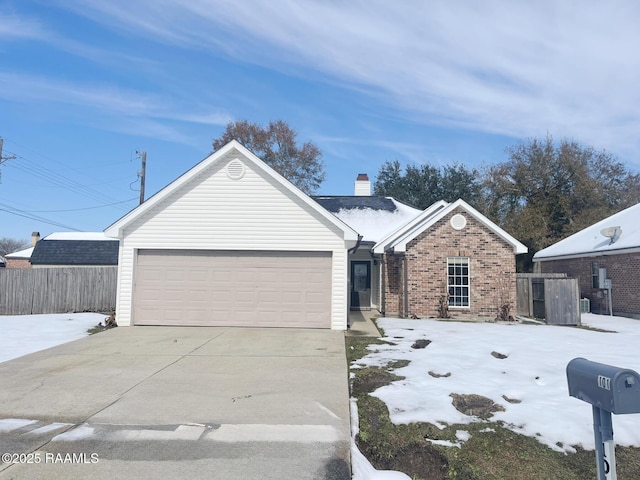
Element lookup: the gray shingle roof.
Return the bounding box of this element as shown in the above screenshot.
[312,196,399,213]
[30,240,119,266]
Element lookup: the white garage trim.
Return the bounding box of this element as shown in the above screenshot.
[133,250,332,328]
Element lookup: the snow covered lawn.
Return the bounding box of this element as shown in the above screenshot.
[353,313,640,453]
[0,312,106,364]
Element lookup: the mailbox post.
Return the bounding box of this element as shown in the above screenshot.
[566,358,640,480]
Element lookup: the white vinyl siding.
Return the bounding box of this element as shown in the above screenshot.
[114,154,350,329]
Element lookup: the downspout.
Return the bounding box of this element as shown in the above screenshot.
[403,254,409,318]
[348,234,363,254]
[380,255,386,316]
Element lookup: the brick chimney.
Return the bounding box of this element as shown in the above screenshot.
[31,232,40,246]
[354,173,371,196]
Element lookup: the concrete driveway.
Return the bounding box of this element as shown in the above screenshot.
[0,327,351,480]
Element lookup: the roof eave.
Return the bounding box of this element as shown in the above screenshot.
[372,200,448,254]
[104,140,359,243]
[533,246,640,262]
[374,199,528,255]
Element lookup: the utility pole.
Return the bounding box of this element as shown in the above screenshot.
[0,137,17,183]
[137,151,146,205]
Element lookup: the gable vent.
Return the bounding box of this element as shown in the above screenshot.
[226,159,246,180]
[450,213,467,230]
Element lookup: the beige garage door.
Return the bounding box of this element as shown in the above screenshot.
[133,250,332,328]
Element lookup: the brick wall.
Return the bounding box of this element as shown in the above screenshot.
[381,254,404,316]
[538,253,640,317]
[385,207,517,319]
[5,258,31,269]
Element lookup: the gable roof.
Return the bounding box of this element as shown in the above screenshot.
[30,233,119,266]
[533,202,640,261]
[104,141,359,243]
[373,198,528,254]
[313,196,422,243]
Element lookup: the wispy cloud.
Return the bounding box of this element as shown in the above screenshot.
[0,71,231,142]
[0,10,49,40]
[57,0,640,160]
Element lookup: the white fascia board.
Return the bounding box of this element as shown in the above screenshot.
[104,140,359,243]
[453,200,528,254]
[533,246,640,262]
[388,199,528,255]
[372,200,448,254]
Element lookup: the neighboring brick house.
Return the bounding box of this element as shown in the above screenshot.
[4,249,33,268]
[533,203,640,318]
[4,232,40,268]
[315,177,528,320]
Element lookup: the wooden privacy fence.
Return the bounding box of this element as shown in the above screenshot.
[516,273,580,325]
[0,267,117,315]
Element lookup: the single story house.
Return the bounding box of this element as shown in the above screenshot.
[533,203,640,318]
[30,232,119,268]
[105,141,526,329]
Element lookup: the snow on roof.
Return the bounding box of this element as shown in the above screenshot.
[534,203,640,260]
[5,247,34,258]
[43,232,114,241]
[332,198,422,242]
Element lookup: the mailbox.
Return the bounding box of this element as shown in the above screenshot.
[567,358,640,480]
[567,357,640,414]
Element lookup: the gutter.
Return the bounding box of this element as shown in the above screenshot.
[533,246,640,262]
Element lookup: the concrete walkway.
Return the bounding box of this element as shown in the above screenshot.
[347,311,381,337]
[0,327,351,480]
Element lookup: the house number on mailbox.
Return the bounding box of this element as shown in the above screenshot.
[598,375,612,391]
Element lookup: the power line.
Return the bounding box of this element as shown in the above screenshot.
[7,158,130,209]
[1,137,137,210]
[21,197,138,213]
[0,203,81,231]
[0,137,17,183]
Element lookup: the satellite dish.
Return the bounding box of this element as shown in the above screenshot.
[600,226,622,244]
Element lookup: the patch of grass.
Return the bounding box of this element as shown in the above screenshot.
[87,324,109,335]
[346,336,640,480]
[449,393,505,420]
[356,394,449,480]
[345,336,386,364]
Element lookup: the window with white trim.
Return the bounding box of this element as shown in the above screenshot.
[447,257,470,307]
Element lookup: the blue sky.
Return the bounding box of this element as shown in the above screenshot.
[1,1,640,242]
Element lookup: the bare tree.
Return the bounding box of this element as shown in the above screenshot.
[213,120,325,194]
[0,237,30,257]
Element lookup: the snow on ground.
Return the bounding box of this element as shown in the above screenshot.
[353,313,640,453]
[0,312,106,363]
